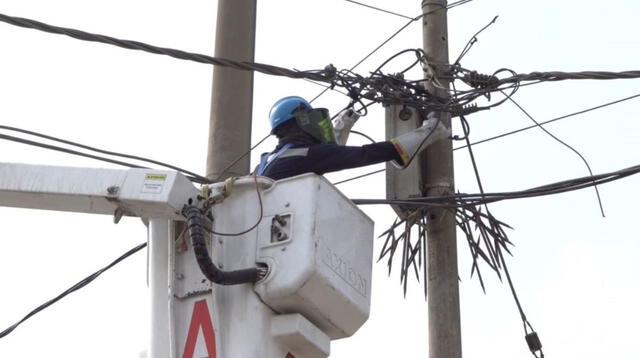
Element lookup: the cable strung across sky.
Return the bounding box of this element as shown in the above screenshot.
[2,11,639,121]
[351,162,640,208]
[0,13,333,83]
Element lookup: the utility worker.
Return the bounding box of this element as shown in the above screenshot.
[255,96,450,180]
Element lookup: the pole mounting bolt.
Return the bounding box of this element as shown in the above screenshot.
[106,185,119,196]
[398,106,413,121]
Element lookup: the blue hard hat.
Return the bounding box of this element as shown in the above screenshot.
[269,96,312,133]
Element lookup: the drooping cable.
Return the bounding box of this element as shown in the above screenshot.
[461,115,544,358]
[203,174,265,237]
[452,15,499,66]
[0,242,147,339]
[182,204,264,284]
[350,130,377,143]
[502,91,606,217]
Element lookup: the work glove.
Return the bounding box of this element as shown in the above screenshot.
[332,109,361,145]
[390,113,451,167]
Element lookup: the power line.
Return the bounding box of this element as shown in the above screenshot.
[453,92,640,151]
[344,0,414,20]
[351,162,640,207]
[0,242,147,339]
[349,0,474,72]
[497,70,640,85]
[459,114,544,358]
[453,15,499,66]
[0,130,210,184]
[0,12,468,118]
[2,11,637,121]
[0,12,333,83]
[334,91,640,186]
[213,134,270,181]
[311,0,474,103]
[333,168,385,185]
[0,125,210,183]
[502,92,605,216]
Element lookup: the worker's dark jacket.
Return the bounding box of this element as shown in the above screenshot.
[258,137,402,180]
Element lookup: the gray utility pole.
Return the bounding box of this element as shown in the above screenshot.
[206,0,257,181]
[421,1,462,357]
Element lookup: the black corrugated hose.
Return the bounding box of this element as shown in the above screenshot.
[182,205,262,285]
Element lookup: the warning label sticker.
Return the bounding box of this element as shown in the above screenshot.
[142,173,167,194]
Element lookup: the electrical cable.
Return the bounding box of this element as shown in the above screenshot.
[499,250,544,358]
[311,0,474,104]
[0,132,140,166]
[203,173,264,237]
[452,15,499,66]
[343,19,415,78]
[497,70,640,85]
[0,12,460,118]
[350,130,377,143]
[336,91,640,187]
[350,162,640,207]
[332,168,385,185]
[0,132,210,184]
[302,78,349,97]
[0,12,334,84]
[453,92,640,151]
[0,242,147,339]
[502,91,606,217]
[461,115,544,358]
[183,204,263,284]
[0,124,211,184]
[213,134,271,182]
[344,0,414,20]
[2,11,637,124]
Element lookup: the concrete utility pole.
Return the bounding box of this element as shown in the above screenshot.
[206,0,257,181]
[421,1,462,357]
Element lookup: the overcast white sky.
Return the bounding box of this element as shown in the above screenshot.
[1,0,639,357]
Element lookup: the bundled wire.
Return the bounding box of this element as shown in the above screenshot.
[1,11,638,123]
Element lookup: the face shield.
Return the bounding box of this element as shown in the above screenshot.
[293,108,337,144]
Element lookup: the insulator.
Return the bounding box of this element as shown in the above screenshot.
[463,71,499,89]
[525,332,542,352]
